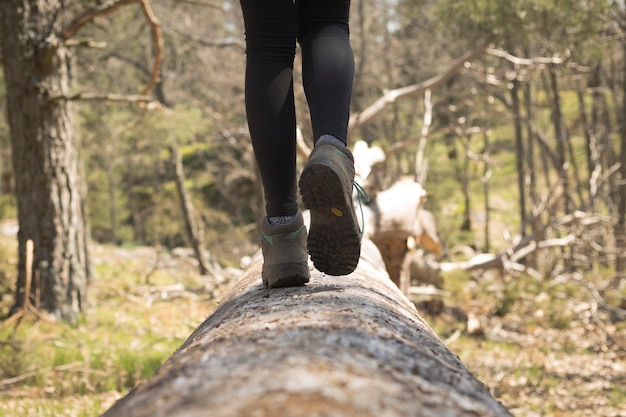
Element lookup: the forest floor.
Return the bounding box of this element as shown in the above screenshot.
[0,222,625,416]
[420,267,626,417]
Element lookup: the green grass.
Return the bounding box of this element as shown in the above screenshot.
[0,240,219,417]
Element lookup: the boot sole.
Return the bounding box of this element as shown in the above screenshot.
[299,162,360,276]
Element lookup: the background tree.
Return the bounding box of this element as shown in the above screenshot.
[0,0,164,321]
[0,0,90,321]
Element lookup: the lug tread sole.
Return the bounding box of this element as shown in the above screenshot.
[300,163,360,276]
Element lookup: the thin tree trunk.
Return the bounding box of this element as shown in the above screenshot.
[169,145,209,275]
[460,137,472,231]
[415,89,432,185]
[103,240,512,417]
[547,65,571,213]
[482,131,491,253]
[615,43,626,277]
[522,87,535,198]
[511,80,527,237]
[523,82,543,269]
[105,157,120,245]
[591,66,615,171]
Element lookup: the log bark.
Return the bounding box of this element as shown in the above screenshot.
[103,240,511,417]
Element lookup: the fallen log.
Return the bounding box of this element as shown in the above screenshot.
[102,240,511,417]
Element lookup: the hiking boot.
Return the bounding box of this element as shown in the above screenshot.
[299,142,361,276]
[260,211,310,288]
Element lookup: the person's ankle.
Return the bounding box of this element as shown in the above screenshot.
[267,213,298,226]
[316,134,345,148]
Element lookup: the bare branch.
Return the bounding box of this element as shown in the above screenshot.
[50,92,160,107]
[60,0,136,41]
[440,210,606,275]
[486,48,566,67]
[64,39,107,49]
[137,0,164,95]
[348,43,491,131]
[174,0,223,9]
[573,275,626,321]
[0,362,84,388]
[166,26,245,51]
[61,0,164,96]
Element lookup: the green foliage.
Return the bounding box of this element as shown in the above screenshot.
[0,72,13,223]
[0,241,14,317]
[0,195,15,221]
[80,102,226,247]
[440,268,474,304]
[494,283,520,317]
[117,350,167,389]
[435,0,608,53]
[609,383,626,408]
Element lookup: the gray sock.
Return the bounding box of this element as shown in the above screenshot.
[267,214,297,226]
[316,134,345,147]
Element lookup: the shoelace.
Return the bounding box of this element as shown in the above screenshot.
[353,181,371,236]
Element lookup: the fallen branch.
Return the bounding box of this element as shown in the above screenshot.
[0,362,85,388]
[486,48,566,67]
[572,275,626,321]
[408,286,450,297]
[441,211,602,276]
[174,0,223,8]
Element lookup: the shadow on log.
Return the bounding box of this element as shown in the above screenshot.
[102,240,511,417]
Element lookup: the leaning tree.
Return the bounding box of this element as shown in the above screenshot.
[0,0,162,321]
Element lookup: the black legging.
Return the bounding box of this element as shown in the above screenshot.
[240,0,354,217]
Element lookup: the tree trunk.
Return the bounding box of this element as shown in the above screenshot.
[168,145,209,275]
[0,1,89,321]
[103,240,511,417]
[522,82,539,269]
[615,42,626,277]
[510,80,527,237]
[481,130,491,253]
[460,137,472,231]
[105,156,120,245]
[546,65,571,213]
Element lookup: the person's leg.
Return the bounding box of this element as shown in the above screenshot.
[297,0,363,276]
[297,0,353,145]
[240,0,299,219]
[240,0,309,287]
